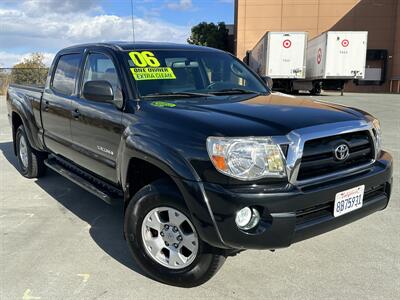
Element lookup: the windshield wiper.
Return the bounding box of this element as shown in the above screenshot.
[209,88,261,95]
[142,91,210,98]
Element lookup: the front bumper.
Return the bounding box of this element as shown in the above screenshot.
[195,151,393,250]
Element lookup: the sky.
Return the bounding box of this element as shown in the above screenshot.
[0,0,234,67]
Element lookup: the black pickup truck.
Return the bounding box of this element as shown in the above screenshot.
[6,42,393,287]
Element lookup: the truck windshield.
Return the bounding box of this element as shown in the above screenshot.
[126,50,268,98]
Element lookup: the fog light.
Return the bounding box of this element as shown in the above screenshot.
[235,207,260,230]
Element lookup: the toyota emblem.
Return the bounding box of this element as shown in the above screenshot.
[334,144,350,161]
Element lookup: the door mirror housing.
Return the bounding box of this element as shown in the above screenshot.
[83,80,114,102]
[261,76,274,90]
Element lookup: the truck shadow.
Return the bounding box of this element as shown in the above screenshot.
[0,141,149,279]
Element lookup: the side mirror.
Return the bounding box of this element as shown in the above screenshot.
[83,80,114,102]
[262,76,273,90]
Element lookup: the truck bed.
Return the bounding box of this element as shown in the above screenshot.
[9,83,44,93]
[6,83,45,153]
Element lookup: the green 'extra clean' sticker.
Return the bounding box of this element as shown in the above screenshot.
[131,67,176,81]
[151,101,176,108]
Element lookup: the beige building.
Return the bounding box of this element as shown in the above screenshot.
[234,0,400,93]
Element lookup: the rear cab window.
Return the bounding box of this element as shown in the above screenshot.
[51,53,82,96]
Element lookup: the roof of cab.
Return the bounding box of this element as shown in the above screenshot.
[62,41,224,53]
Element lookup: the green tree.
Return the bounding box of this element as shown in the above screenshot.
[187,22,229,51]
[11,53,49,86]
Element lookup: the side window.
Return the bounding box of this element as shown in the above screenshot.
[82,53,123,101]
[52,54,81,96]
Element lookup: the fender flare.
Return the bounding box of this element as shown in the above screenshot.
[119,134,198,190]
[10,100,44,155]
[118,135,227,248]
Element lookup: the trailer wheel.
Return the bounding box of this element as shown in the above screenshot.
[310,83,321,95]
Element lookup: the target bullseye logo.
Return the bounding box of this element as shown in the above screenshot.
[341,39,349,47]
[283,39,292,48]
[317,48,322,64]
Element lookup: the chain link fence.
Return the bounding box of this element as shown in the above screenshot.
[0,68,49,95]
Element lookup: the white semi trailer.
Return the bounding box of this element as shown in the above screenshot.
[306,31,368,94]
[247,31,368,95]
[248,32,308,93]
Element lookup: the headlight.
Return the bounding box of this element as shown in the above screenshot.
[206,137,286,181]
[372,119,382,155]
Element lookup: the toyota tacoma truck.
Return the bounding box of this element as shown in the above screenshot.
[6,42,393,287]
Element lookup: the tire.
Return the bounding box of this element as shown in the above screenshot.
[310,83,321,95]
[15,125,46,178]
[124,179,226,287]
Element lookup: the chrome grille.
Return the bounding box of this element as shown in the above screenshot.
[297,131,374,181]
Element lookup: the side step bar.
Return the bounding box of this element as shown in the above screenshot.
[44,156,123,205]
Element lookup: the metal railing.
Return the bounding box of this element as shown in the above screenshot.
[0,68,49,95]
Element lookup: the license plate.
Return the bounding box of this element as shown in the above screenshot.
[334,185,365,217]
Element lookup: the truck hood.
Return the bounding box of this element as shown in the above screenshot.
[142,93,367,137]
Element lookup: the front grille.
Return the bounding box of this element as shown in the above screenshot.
[297,131,374,181]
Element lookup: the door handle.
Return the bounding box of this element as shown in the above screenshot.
[44,100,50,112]
[72,109,81,119]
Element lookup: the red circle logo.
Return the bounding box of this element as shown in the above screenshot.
[317,48,322,64]
[283,39,292,48]
[341,39,349,47]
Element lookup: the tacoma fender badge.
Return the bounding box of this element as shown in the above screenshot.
[97,146,114,156]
